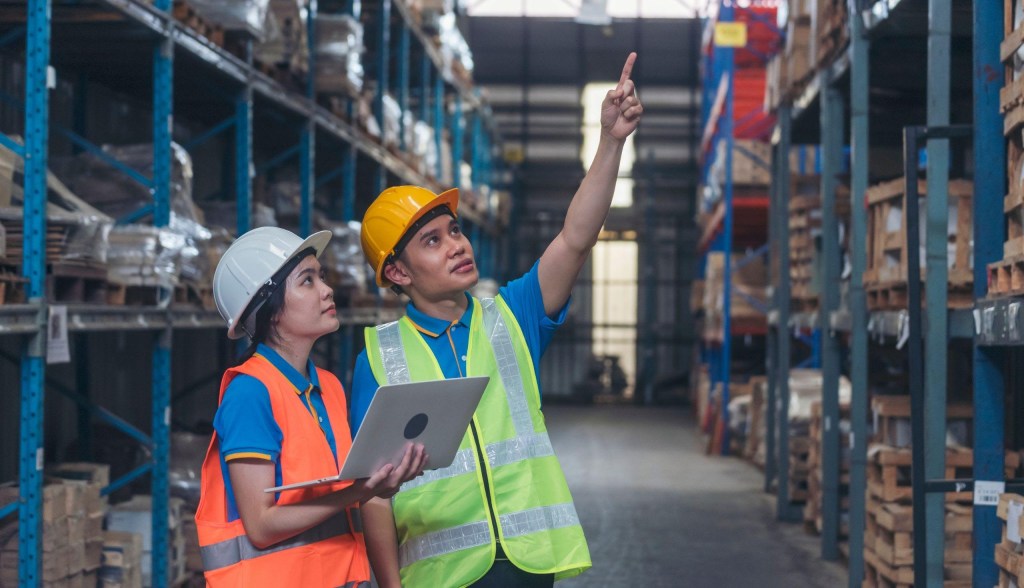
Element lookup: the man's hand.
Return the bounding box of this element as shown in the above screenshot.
[600,52,643,141]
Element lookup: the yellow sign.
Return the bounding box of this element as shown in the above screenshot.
[714,22,748,48]
[503,145,525,164]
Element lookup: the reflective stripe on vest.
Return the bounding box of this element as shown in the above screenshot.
[479,298,533,436]
[397,503,580,568]
[400,447,477,492]
[201,512,358,572]
[378,301,546,473]
[376,321,410,385]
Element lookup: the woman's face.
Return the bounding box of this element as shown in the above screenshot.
[273,255,339,342]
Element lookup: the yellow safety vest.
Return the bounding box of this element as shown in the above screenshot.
[365,295,591,587]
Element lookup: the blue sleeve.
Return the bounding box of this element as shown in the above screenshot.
[349,349,381,436]
[498,260,571,371]
[213,374,283,462]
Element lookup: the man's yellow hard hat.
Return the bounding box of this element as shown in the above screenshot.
[360,185,460,287]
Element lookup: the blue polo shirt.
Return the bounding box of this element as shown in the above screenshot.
[349,260,569,434]
[213,343,340,521]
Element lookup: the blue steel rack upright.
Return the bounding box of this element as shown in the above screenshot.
[766,0,1011,584]
[698,1,776,458]
[0,1,506,586]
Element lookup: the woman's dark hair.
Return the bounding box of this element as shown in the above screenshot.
[234,247,317,366]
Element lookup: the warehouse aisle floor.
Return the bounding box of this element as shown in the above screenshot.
[545,404,848,588]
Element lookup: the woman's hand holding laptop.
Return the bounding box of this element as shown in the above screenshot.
[351,442,429,502]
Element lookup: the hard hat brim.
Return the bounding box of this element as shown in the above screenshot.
[226,229,333,339]
[375,188,459,287]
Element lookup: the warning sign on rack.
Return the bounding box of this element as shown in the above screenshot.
[714,22,748,48]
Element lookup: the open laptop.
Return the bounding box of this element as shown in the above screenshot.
[266,376,489,492]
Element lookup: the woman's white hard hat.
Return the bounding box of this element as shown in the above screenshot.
[213,226,332,339]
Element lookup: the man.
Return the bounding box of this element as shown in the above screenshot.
[351,52,642,587]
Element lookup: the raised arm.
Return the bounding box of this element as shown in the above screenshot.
[537,52,644,316]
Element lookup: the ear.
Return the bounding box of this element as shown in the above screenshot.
[383,260,413,288]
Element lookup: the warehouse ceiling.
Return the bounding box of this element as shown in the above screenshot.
[465,16,702,221]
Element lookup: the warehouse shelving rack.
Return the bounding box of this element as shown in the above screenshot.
[765,0,1010,585]
[698,0,779,456]
[0,1,505,586]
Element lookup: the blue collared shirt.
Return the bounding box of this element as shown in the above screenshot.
[213,343,339,521]
[349,260,569,435]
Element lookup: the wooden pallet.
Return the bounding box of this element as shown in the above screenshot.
[988,253,1024,296]
[172,0,224,47]
[173,282,214,310]
[866,280,975,310]
[106,283,162,306]
[815,0,848,67]
[0,264,25,305]
[868,444,974,503]
[46,262,107,304]
[1001,0,1024,136]
[864,177,973,291]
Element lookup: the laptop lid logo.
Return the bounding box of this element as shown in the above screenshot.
[405,413,428,439]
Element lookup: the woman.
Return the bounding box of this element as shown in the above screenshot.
[195,226,427,587]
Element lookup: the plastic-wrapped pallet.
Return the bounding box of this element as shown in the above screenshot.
[412,121,438,177]
[381,94,402,149]
[316,216,371,304]
[255,0,308,74]
[52,142,213,290]
[436,12,474,84]
[314,13,364,96]
[189,0,269,39]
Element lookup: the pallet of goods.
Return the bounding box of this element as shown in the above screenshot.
[701,251,768,344]
[990,7,1024,298]
[172,0,226,47]
[787,173,850,313]
[804,398,851,536]
[812,0,848,69]
[995,493,1024,587]
[863,177,974,309]
[861,396,1017,587]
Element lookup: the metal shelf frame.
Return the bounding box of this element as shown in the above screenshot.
[3,1,505,586]
[698,1,776,457]
[764,0,1009,584]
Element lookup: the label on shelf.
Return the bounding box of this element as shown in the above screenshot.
[46,305,70,364]
[974,480,1005,506]
[714,22,747,48]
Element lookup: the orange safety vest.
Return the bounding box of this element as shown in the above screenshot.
[195,354,369,588]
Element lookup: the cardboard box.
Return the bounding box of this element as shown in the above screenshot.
[100,531,142,588]
[85,539,104,572]
[0,484,69,523]
[49,463,111,488]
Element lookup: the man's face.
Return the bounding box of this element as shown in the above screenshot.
[390,214,478,298]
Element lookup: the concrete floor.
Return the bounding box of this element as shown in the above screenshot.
[545,404,848,588]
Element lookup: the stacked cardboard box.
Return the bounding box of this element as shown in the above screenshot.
[0,481,98,587]
[101,531,144,588]
[106,496,187,587]
[180,507,204,584]
[49,461,112,586]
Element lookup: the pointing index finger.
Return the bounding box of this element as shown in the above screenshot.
[618,52,637,89]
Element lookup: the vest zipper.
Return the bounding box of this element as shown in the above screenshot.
[469,420,501,545]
